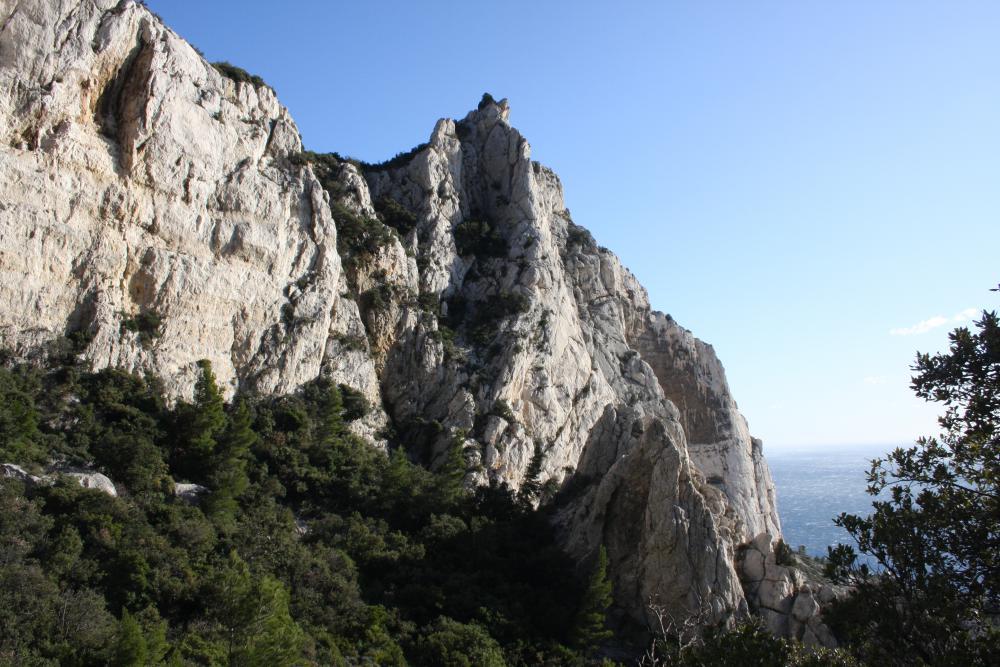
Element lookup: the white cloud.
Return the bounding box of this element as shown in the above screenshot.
[952,307,979,322]
[890,308,978,336]
[863,375,887,385]
[890,316,948,336]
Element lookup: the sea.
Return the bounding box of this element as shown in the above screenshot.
[767,444,896,566]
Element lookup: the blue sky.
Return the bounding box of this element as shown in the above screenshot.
[147,1,1000,449]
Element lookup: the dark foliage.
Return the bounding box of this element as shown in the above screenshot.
[338,383,370,422]
[454,219,508,258]
[120,310,163,348]
[0,346,600,665]
[438,289,529,352]
[332,332,368,352]
[330,201,397,271]
[467,292,530,346]
[360,283,397,313]
[773,539,796,566]
[565,222,596,252]
[289,150,359,194]
[361,143,430,173]
[651,618,856,666]
[824,295,1000,665]
[375,196,419,237]
[418,291,441,316]
[287,152,400,276]
[211,61,268,89]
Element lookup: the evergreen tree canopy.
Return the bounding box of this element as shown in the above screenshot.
[571,545,614,652]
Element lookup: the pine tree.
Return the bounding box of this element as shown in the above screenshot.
[434,433,469,508]
[241,576,305,667]
[110,609,147,667]
[0,365,43,463]
[315,378,345,445]
[571,545,614,653]
[203,398,254,530]
[214,551,304,666]
[189,360,225,462]
[517,440,545,508]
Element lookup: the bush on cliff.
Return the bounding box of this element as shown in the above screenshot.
[212,61,268,89]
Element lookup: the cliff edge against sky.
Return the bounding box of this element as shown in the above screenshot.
[0,0,833,642]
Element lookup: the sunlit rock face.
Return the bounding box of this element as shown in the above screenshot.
[0,0,781,630]
[739,533,844,648]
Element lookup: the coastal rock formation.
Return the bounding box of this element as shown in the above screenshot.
[739,533,845,647]
[0,0,783,632]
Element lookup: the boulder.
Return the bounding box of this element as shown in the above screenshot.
[48,466,118,497]
[174,482,209,503]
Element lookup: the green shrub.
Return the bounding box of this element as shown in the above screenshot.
[331,202,397,267]
[212,61,268,89]
[374,196,419,236]
[339,384,370,422]
[565,222,596,251]
[361,284,396,312]
[774,538,796,566]
[333,333,368,352]
[280,302,296,328]
[429,325,459,360]
[360,143,430,173]
[0,341,603,665]
[491,400,516,423]
[417,292,440,316]
[467,292,530,346]
[454,220,507,258]
[439,291,530,348]
[120,310,163,347]
[289,150,360,194]
[412,616,505,667]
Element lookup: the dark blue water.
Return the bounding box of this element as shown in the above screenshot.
[768,445,893,565]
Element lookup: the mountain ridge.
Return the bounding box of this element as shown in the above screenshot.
[0,0,833,643]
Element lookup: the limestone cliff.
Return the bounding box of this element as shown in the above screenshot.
[0,0,782,633]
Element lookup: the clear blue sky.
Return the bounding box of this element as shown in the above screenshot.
[147,1,1000,450]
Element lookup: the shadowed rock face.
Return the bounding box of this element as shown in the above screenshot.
[0,0,780,630]
[627,312,781,539]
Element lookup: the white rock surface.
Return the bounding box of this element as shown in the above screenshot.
[2,462,118,496]
[173,481,208,503]
[1,463,41,485]
[738,532,847,647]
[0,0,785,632]
[50,466,118,496]
[0,0,380,414]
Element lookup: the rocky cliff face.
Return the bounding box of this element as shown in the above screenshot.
[0,0,782,633]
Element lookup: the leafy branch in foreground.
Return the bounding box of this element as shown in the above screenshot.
[824,290,1000,666]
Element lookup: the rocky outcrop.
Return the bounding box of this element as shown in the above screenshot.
[0,0,386,441]
[0,0,783,633]
[173,481,208,503]
[739,533,845,647]
[1,462,118,496]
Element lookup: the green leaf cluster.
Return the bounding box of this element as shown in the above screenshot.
[825,301,1000,665]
